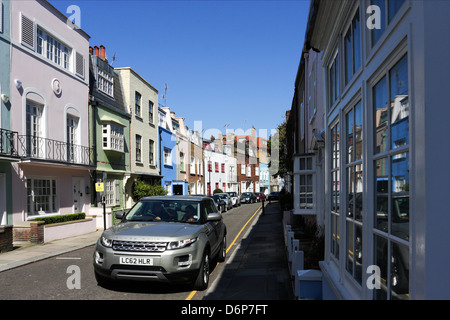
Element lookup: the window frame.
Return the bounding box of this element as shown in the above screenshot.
[344,99,364,285]
[371,52,410,300]
[163,147,172,166]
[344,7,362,86]
[294,154,316,214]
[27,177,58,217]
[329,50,340,107]
[135,134,142,163]
[149,139,155,165]
[102,121,124,153]
[135,91,142,118]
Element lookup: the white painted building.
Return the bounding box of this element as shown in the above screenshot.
[298,0,450,300]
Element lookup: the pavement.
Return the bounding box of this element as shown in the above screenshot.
[0,229,103,273]
[205,202,294,300]
[0,202,294,300]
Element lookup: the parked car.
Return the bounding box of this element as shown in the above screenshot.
[254,192,266,202]
[93,196,227,291]
[212,194,227,213]
[216,193,233,211]
[268,192,279,202]
[226,191,241,207]
[240,192,257,204]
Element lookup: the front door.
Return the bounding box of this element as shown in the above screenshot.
[72,178,83,213]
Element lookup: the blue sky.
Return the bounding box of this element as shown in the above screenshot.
[51,0,310,139]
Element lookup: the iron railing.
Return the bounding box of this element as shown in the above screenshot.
[0,128,94,166]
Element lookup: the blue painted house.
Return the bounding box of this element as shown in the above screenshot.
[158,106,177,195]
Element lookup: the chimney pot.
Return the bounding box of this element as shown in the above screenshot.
[94,46,99,56]
[100,45,106,60]
[89,46,93,55]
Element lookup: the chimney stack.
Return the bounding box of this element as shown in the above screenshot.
[100,45,106,60]
[89,46,93,55]
[94,46,99,57]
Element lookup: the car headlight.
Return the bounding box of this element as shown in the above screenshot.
[101,236,113,248]
[167,238,197,250]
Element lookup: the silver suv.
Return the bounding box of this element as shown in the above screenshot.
[93,196,227,290]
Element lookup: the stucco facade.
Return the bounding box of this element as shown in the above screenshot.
[116,67,160,208]
[8,0,92,226]
[0,0,12,226]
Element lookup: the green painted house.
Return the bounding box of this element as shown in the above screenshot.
[88,45,131,214]
[0,0,14,227]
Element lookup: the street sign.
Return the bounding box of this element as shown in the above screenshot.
[95,182,104,192]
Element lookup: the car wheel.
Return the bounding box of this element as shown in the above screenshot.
[194,251,210,290]
[217,235,226,262]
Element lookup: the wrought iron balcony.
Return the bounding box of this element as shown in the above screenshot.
[0,128,20,158]
[0,128,94,167]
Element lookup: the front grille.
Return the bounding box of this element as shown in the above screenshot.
[112,240,167,252]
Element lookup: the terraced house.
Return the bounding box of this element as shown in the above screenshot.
[116,67,160,208]
[0,0,12,231]
[288,0,450,300]
[6,0,95,242]
[88,45,131,217]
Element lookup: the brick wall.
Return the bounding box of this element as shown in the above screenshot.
[30,221,45,244]
[0,225,13,253]
[12,222,45,244]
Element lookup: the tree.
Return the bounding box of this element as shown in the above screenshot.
[268,119,287,178]
[132,180,167,201]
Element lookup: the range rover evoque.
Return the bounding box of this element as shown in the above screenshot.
[93,196,227,290]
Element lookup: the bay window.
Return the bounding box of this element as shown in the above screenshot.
[330,121,340,260]
[372,53,409,300]
[345,100,363,284]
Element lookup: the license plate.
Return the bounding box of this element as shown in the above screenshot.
[119,256,153,266]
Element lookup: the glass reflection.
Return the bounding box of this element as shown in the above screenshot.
[391,242,409,299]
[346,221,353,274]
[375,158,388,231]
[374,235,388,300]
[347,167,354,218]
[374,76,388,154]
[355,164,363,222]
[391,152,409,240]
[355,102,362,160]
[390,55,409,151]
[347,109,354,162]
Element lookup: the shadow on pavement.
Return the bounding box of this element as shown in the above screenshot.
[204,202,293,300]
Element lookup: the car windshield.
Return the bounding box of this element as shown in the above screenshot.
[227,192,237,197]
[243,193,252,196]
[125,200,201,223]
[218,194,228,199]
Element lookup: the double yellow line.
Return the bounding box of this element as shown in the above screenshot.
[185,205,262,300]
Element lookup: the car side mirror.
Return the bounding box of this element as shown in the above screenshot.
[115,210,124,219]
[207,212,222,221]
